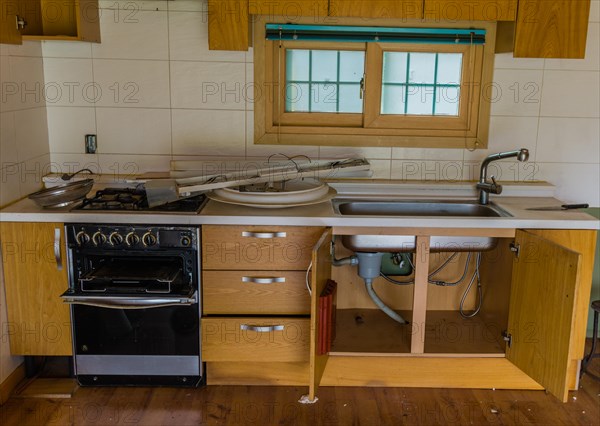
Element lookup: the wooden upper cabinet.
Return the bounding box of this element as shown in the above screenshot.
[0,0,100,45]
[249,0,328,17]
[0,222,72,356]
[208,0,249,51]
[514,0,591,58]
[0,0,21,44]
[329,0,423,19]
[423,0,517,21]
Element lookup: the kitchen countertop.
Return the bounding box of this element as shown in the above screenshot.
[1,180,598,230]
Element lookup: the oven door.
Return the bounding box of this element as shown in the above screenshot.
[64,292,201,386]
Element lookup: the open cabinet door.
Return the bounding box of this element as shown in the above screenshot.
[308,228,333,401]
[0,0,22,44]
[506,230,582,402]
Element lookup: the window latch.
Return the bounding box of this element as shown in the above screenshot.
[359,76,365,100]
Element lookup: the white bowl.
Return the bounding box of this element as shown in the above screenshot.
[212,179,330,205]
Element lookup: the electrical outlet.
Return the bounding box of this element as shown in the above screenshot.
[85,134,97,154]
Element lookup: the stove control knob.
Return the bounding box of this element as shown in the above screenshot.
[75,231,90,246]
[109,232,124,246]
[125,232,140,247]
[142,232,157,247]
[92,231,107,246]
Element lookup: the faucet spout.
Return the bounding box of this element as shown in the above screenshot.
[477,149,529,205]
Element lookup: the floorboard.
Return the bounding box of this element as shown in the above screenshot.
[1,341,599,425]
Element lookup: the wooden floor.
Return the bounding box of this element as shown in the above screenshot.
[1,347,599,425]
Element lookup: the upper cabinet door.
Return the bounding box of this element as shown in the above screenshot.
[250,0,328,17]
[0,0,22,44]
[308,228,333,401]
[208,0,249,51]
[514,0,591,58]
[423,0,517,21]
[329,0,423,19]
[506,230,581,403]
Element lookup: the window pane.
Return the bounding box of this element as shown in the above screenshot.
[311,83,338,112]
[339,84,363,113]
[381,85,407,114]
[286,50,310,81]
[339,51,365,82]
[285,49,365,113]
[406,86,434,115]
[382,52,408,84]
[311,50,338,82]
[436,86,460,115]
[408,53,436,84]
[286,83,309,112]
[437,53,462,84]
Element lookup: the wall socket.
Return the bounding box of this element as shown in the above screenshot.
[85,134,97,154]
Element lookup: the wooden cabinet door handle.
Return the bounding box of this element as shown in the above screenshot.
[242,276,286,284]
[240,325,284,332]
[241,231,287,239]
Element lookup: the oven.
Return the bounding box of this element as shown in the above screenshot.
[62,224,202,387]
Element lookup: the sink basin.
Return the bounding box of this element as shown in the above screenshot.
[333,199,511,218]
[333,199,510,252]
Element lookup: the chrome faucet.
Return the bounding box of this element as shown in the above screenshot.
[477,149,529,205]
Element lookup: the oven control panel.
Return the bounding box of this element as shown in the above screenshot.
[67,224,198,250]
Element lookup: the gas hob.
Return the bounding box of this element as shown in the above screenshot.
[71,187,207,214]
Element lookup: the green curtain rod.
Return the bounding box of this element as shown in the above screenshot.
[265,24,486,44]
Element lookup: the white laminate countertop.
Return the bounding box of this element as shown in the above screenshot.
[1,180,598,230]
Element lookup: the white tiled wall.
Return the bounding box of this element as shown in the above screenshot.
[37,0,600,205]
[0,41,49,208]
[0,40,48,384]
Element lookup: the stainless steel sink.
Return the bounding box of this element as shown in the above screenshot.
[333,199,511,218]
[333,199,510,252]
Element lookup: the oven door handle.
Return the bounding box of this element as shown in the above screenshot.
[61,292,198,309]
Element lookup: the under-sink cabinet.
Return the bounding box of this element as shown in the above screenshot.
[201,225,596,403]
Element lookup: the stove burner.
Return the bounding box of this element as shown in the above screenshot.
[74,187,206,213]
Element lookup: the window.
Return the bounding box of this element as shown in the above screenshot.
[254,18,496,148]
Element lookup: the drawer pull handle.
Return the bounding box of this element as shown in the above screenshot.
[240,325,284,333]
[241,231,287,239]
[242,276,286,284]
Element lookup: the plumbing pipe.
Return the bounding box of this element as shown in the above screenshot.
[364,278,408,324]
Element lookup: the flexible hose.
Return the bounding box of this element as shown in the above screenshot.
[364,278,408,324]
[460,252,483,318]
[381,252,470,287]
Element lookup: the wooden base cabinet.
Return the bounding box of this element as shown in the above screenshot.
[0,222,72,356]
[203,226,596,403]
[201,225,324,387]
[311,229,597,403]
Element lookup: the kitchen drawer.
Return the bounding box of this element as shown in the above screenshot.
[203,270,310,315]
[202,318,310,362]
[206,362,309,385]
[202,225,324,270]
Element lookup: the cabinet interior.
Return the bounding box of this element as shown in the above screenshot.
[19,0,79,37]
[329,237,514,357]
